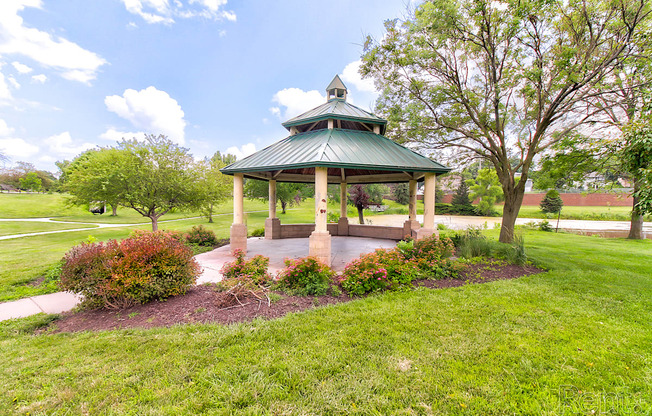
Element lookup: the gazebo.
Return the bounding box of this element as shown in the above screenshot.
[221,76,450,266]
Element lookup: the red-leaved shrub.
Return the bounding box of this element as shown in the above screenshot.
[60,230,201,309]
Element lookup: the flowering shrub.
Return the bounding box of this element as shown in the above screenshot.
[341,235,462,295]
[59,230,200,309]
[341,248,418,295]
[220,249,271,285]
[277,257,334,296]
[185,225,218,247]
[409,235,460,279]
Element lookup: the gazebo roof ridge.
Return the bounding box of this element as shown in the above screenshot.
[281,99,386,131]
[220,127,450,182]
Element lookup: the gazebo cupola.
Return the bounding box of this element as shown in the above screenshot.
[221,76,450,266]
[326,74,347,101]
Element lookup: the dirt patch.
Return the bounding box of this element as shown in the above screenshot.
[47,261,545,333]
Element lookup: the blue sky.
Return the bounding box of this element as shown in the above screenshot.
[0,0,414,172]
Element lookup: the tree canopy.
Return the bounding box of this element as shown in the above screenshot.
[116,135,202,231]
[65,148,127,216]
[362,0,651,242]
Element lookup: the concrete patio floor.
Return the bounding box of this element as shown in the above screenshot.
[196,236,397,284]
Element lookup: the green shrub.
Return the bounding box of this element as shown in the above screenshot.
[539,220,553,232]
[327,212,340,223]
[277,257,335,296]
[540,190,564,214]
[249,227,265,237]
[185,225,218,247]
[60,230,200,309]
[220,249,271,285]
[392,183,410,205]
[436,203,479,216]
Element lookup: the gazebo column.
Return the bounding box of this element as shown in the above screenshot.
[309,167,331,265]
[416,173,438,240]
[265,179,281,239]
[403,179,420,238]
[230,173,247,253]
[337,182,349,236]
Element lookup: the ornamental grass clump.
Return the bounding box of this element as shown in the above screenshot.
[59,230,200,309]
[277,257,335,296]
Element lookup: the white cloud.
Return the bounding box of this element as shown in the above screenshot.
[121,0,236,24]
[31,74,46,83]
[225,143,255,160]
[99,128,147,142]
[270,88,325,120]
[46,131,95,157]
[11,61,32,74]
[0,137,39,158]
[104,86,187,144]
[7,76,20,89]
[341,60,377,94]
[0,72,12,103]
[0,119,15,136]
[0,0,107,84]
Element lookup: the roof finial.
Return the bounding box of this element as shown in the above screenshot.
[326,75,347,101]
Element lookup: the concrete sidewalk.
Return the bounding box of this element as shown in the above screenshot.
[0,292,81,321]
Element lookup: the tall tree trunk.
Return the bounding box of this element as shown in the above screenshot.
[208,203,214,223]
[499,182,526,243]
[628,179,643,239]
[111,204,118,216]
[281,200,287,214]
[357,205,364,224]
[151,216,158,231]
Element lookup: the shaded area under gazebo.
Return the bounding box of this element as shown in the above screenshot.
[220,76,450,266]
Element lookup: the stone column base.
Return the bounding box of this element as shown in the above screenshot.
[403,219,420,239]
[230,223,247,254]
[337,217,349,236]
[415,228,438,240]
[309,231,331,266]
[265,218,281,240]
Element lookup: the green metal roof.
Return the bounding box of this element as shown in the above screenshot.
[221,129,450,181]
[282,99,387,130]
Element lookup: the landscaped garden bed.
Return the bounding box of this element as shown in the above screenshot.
[44,259,543,333]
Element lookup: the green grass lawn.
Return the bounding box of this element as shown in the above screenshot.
[0,221,98,237]
[0,231,650,414]
[514,204,650,221]
[0,193,88,218]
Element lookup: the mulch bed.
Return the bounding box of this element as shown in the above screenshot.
[47,261,544,334]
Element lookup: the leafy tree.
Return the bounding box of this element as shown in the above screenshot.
[197,154,232,223]
[65,148,125,216]
[540,190,564,214]
[19,171,42,192]
[348,184,371,224]
[622,118,652,237]
[392,183,410,205]
[365,183,389,205]
[451,180,471,207]
[116,135,201,231]
[244,179,311,214]
[465,169,503,216]
[362,0,651,242]
[212,151,237,166]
